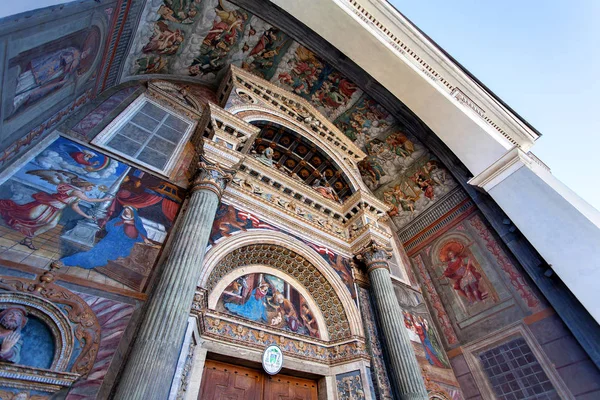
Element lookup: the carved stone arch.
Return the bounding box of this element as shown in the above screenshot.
[208,265,329,340]
[201,229,363,338]
[228,105,367,192]
[199,231,364,341]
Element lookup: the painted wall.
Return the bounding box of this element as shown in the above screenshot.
[0,1,118,171]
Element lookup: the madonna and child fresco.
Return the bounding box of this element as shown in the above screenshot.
[0,136,183,291]
[217,273,320,338]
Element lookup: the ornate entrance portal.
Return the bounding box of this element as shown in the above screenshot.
[199,360,318,400]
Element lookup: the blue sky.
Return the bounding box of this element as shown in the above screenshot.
[390,0,600,210]
[2,1,599,210]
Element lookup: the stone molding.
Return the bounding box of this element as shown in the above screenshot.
[338,0,539,149]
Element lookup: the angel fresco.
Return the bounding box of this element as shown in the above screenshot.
[157,0,200,24]
[386,131,415,158]
[0,170,112,250]
[358,155,385,188]
[142,21,185,55]
[242,27,290,78]
[383,183,418,216]
[277,46,323,96]
[188,1,248,76]
[312,70,358,112]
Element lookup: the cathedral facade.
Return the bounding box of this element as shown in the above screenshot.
[0,1,598,399]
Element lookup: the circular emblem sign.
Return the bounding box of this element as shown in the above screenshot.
[262,345,283,375]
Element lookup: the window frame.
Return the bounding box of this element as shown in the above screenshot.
[92,94,196,176]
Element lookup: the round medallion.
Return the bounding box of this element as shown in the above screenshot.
[262,344,284,375]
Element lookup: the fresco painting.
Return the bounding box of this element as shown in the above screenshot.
[0,136,183,292]
[403,310,448,369]
[334,94,395,142]
[125,0,462,232]
[7,26,101,119]
[217,273,320,338]
[376,155,457,228]
[208,204,355,297]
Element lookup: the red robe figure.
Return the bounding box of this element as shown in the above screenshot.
[0,170,112,249]
[439,241,487,303]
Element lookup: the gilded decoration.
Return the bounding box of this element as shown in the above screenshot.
[199,314,367,366]
[205,244,351,341]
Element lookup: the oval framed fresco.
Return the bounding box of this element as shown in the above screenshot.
[216,273,320,338]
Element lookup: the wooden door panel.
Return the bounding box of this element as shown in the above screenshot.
[199,360,263,400]
[264,374,318,400]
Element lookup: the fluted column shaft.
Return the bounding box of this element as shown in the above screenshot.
[114,158,234,400]
[360,244,428,400]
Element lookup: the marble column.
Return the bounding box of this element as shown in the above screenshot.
[358,242,428,400]
[114,157,235,400]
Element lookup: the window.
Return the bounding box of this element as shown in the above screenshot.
[479,337,559,400]
[93,95,195,175]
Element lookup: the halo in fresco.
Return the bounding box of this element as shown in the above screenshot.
[217,272,321,338]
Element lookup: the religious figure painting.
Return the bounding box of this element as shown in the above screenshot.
[403,311,449,369]
[334,94,395,142]
[0,136,183,292]
[0,307,54,369]
[7,26,101,118]
[208,204,356,297]
[217,273,321,338]
[426,231,507,323]
[377,156,457,228]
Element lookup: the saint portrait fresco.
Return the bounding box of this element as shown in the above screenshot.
[403,311,448,369]
[217,273,321,338]
[7,26,101,118]
[0,136,183,291]
[438,241,489,304]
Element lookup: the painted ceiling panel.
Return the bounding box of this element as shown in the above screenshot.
[124,0,458,230]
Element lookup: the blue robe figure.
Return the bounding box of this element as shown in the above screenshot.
[225,283,269,322]
[61,206,148,269]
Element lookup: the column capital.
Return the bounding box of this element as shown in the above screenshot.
[190,156,236,198]
[356,241,393,273]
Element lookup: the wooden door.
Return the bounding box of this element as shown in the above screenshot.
[264,374,318,400]
[199,359,318,400]
[199,360,263,400]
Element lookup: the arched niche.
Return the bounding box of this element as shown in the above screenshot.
[201,230,363,340]
[0,269,101,395]
[227,105,367,193]
[0,292,73,371]
[209,265,329,340]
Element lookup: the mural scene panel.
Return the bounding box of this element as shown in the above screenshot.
[217,273,321,338]
[0,136,184,292]
[208,203,355,297]
[5,25,102,121]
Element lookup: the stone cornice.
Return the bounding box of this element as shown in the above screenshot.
[337,0,540,150]
[468,147,532,191]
